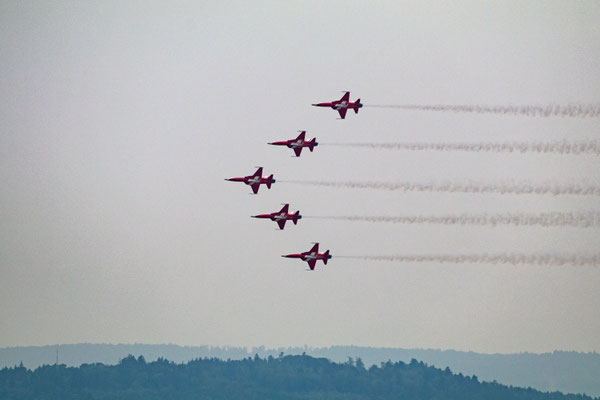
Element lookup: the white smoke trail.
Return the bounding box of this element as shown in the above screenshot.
[337,254,600,266]
[285,180,600,196]
[306,212,600,228]
[365,104,600,118]
[322,140,600,155]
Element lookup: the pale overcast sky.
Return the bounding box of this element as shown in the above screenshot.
[1,1,599,353]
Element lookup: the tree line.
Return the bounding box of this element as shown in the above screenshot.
[1,353,597,400]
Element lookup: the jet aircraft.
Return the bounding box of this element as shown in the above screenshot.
[312,91,362,119]
[282,243,331,270]
[252,203,301,230]
[225,167,275,194]
[268,131,318,157]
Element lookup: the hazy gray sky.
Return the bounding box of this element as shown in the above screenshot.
[1,1,599,353]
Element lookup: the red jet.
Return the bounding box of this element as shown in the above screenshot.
[268,131,318,157]
[312,91,363,119]
[282,243,332,270]
[225,167,275,194]
[252,203,301,230]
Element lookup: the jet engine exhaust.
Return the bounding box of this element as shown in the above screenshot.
[321,140,600,155]
[364,104,600,118]
[283,180,600,196]
[304,212,600,228]
[336,254,600,266]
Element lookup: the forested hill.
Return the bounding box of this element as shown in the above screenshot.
[3,344,599,396]
[1,354,597,400]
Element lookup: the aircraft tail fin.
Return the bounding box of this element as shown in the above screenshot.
[266,174,274,189]
[354,99,361,113]
[323,250,330,265]
[309,138,317,152]
[293,211,300,225]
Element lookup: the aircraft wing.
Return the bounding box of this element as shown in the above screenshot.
[337,108,347,119]
[293,147,303,157]
[250,183,260,194]
[340,91,350,102]
[307,259,317,270]
[277,220,286,230]
[309,243,319,253]
[296,131,306,141]
[253,167,263,177]
[279,204,289,214]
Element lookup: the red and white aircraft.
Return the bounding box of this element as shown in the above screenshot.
[225,167,275,194]
[312,91,362,119]
[282,243,331,270]
[252,203,301,230]
[268,131,318,157]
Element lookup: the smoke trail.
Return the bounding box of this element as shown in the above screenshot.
[321,140,600,155]
[365,104,600,118]
[284,180,600,196]
[305,212,600,228]
[337,254,600,266]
